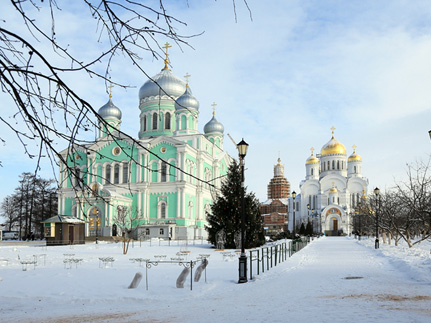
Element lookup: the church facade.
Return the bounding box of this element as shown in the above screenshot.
[288,128,368,236]
[57,48,231,240]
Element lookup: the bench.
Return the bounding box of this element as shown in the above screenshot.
[99,257,115,268]
[129,258,149,267]
[63,258,83,269]
[20,260,37,271]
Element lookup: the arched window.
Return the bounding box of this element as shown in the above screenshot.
[159,228,164,235]
[114,164,120,184]
[165,112,171,130]
[105,165,111,184]
[152,112,157,130]
[143,115,147,131]
[332,160,335,170]
[161,203,166,219]
[122,162,128,183]
[189,200,195,215]
[72,205,77,217]
[337,160,340,170]
[181,115,187,130]
[311,168,314,176]
[74,168,81,187]
[327,161,330,170]
[354,166,357,173]
[145,228,150,235]
[161,162,167,182]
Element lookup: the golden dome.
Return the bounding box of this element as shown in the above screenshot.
[306,147,319,164]
[321,127,346,156]
[329,182,338,193]
[348,145,362,161]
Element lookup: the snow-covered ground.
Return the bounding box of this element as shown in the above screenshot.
[1,236,431,323]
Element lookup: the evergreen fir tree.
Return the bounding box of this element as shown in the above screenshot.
[299,222,306,235]
[206,160,265,249]
[306,219,313,235]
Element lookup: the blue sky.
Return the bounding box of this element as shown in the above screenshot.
[1,0,430,203]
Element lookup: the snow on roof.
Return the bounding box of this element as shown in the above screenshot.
[261,198,289,205]
[41,215,87,224]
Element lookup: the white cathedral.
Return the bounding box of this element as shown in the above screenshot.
[288,127,369,236]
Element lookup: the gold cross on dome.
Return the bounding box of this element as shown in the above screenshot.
[162,42,172,57]
[310,147,315,155]
[162,42,172,69]
[108,83,114,98]
[330,126,336,138]
[184,73,191,86]
[211,102,217,115]
[352,144,357,152]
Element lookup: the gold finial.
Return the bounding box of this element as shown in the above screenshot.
[108,84,114,99]
[332,182,335,188]
[162,42,172,69]
[352,144,357,153]
[184,72,191,88]
[211,102,217,115]
[310,147,315,156]
[330,126,336,138]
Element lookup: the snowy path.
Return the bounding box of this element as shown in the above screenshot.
[1,237,431,322]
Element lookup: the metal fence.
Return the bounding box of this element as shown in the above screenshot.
[249,236,312,280]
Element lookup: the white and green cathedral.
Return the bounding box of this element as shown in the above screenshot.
[57,51,231,240]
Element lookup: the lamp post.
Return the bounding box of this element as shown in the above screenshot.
[95,209,99,244]
[374,187,380,249]
[292,191,297,238]
[237,138,249,284]
[317,211,321,236]
[311,208,315,234]
[429,130,431,141]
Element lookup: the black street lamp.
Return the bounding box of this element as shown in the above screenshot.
[237,138,248,284]
[319,211,322,236]
[93,208,99,244]
[374,187,380,249]
[292,191,297,238]
[311,208,315,234]
[307,204,310,223]
[429,130,431,141]
[359,191,366,241]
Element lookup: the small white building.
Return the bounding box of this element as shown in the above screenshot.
[288,127,368,236]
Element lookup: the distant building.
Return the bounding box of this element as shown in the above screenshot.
[260,158,290,236]
[288,127,369,236]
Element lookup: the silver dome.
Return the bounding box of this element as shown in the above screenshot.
[204,115,224,134]
[139,68,186,100]
[175,86,199,111]
[98,98,122,120]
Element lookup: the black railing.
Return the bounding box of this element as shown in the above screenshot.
[249,236,312,280]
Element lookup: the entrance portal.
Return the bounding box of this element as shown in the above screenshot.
[333,219,338,231]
